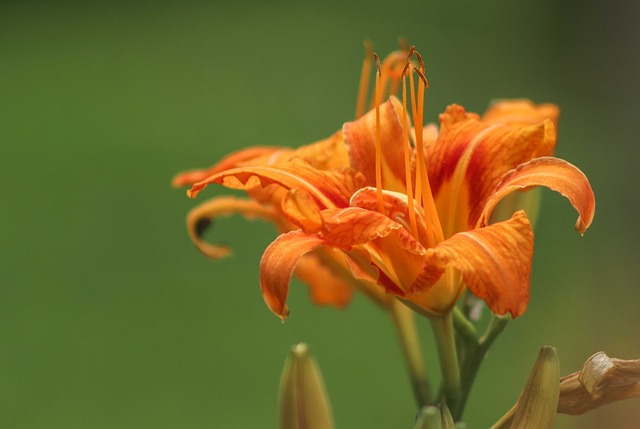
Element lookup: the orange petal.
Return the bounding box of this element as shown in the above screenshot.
[343,97,408,192]
[417,123,438,149]
[186,196,279,259]
[260,231,336,320]
[427,104,557,234]
[281,189,323,233]
[321,206,426,294]
[172,146,285,187]
[349,187,430,245]
[482,99,559,131]
[422,211,534,317]
[188,159,366,210]
[320,207,405,247]
[294,252,353,308]
[481,157,596,234]
[172,131,349,188]
[285,131,350,170]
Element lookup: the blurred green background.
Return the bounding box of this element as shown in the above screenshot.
[2,1,639,428]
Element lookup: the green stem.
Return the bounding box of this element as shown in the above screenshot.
[430,312,461,413]
[389,300,432,406]
[452,307,478,352]
[456,315,509,419]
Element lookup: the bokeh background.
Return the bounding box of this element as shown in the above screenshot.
[3,1,639,428]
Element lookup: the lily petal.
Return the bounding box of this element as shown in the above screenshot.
[419,211,534,317]
[427,104,557,234]
[260,230,337,320]
[320,206,427,295]
[481,157,596,234]
[321,207,412,249]
[172,146,285,187]
[285,131,350,170]
[186,196,279,259]
[343,97,408,192]
[349,186,430,246]
[172,132,349,188]
[171,146,291,187]
[281,189,324,233]
[294,252,353,309]
[188,159,366,210]
[482,99,559,131]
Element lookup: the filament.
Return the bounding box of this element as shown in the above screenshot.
[374,53,384,214]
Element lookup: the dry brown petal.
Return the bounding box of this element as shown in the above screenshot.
[558,352,640,415]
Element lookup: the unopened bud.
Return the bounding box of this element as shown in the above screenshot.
[510,346,560,429]
[414,403,456,429]
[279,343,334,429]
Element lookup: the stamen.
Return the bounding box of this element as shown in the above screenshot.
[356,41,373,119]
[401,63,419,238]
[407,50,444,245]
[407,68,423,204]
[373,53,385,214]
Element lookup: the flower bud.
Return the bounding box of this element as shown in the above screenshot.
[279,343,334,429]
[509,346,560,429]
[414,403,456,429]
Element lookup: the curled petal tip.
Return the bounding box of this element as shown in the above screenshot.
[482,157,595,235]
[279,307,290,323]
[576,213,594,235]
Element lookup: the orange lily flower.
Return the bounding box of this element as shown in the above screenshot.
[178,49,595,321]
[257,56,593,320]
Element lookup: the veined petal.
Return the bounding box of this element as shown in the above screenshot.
[481,157,596,234]
[172,146,285,187]
[422,211,534,317]
[320,207,406,247]
[320,206,426,294]
[350,187,429,245]
[294,252,353,309]
[427,104,557,235]
[172,132,349,188]
[285,131,350,170]
[260,231,338,320]
[319,247,393,308]
[188,159,366,210]
[281,189,324,233]
[482,99,559,131]
[343,97,408,192]
[186,196,280,259]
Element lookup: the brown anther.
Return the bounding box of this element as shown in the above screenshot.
[405,46,416,64]
[373,53,382,76]
[414,50,425,74]
[413,67,429,88]
[401,61,412,78]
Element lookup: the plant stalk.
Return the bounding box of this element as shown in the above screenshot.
[390,299,432,406]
